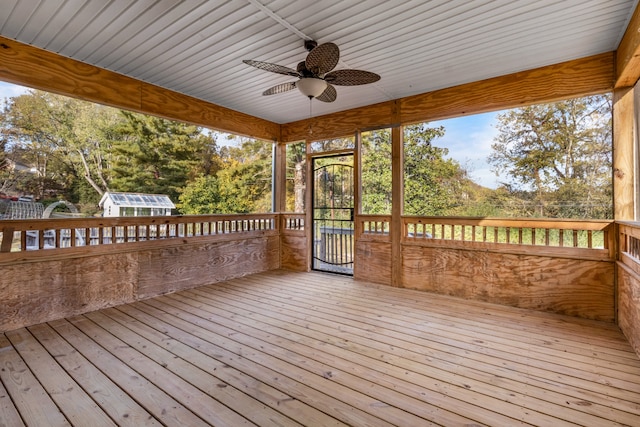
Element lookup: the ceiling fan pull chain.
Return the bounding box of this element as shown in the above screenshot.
[308,98,313,135]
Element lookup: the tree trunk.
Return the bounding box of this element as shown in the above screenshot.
[77,149,105,196]
[294,161,305,213]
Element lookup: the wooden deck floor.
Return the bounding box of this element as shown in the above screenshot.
[2,270,640,426]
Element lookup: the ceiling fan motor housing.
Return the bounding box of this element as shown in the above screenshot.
[304,39,318,51]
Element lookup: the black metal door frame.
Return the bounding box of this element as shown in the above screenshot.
[311,153,355,275]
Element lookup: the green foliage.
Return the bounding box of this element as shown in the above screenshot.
[0,90,257,215]
[0,89,612,220]
[361,129,392,214]
[177,175,223,214]
[178,137,273,214]
[0,90,114,203]
[488,94,612,218]
[403,123,474,216]
[359,124,475,216]
[110,111,213,202]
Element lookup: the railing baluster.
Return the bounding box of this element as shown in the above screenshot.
[0,215,613,258]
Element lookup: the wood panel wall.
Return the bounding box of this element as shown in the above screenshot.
[354,241,392,285]
[618,263,640,356]
[280,233,308,271]
[354,241,615,321]
[0,235,279,332]
[401,245,615,321]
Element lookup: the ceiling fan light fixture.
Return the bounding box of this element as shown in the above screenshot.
[297,77,327,98]
[244,41,379,103]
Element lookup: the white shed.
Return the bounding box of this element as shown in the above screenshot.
[99,192,175,217]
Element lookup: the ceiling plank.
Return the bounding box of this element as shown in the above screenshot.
[281,52,614,142]
[0,36,280,141]
[616,1,640,88]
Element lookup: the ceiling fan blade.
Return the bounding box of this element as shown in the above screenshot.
[316,84,337,103]
[262,82,296,96]
[305,42,340,76]
[243,60,299,77]
[325,69,381,86]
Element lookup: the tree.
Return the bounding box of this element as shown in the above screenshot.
[488,95,612,218]
[0,90,113,202]
[110,111,213,202]
[403,124,474,216]
[177,175,224,214]
[179,136,273,214]
[286,142,306,212]
[361,129,392,214]
[359,124,473,216]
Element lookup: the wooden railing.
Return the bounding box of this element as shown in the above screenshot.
[281,213,305,231]
[618,221,640,273]
[356,215,391,242]
[0,213,617,263]
[356,215,614,259]
[0,214,277,259]
[403,216,614,260]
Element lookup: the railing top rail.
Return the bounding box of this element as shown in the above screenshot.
[357,215,392,221]
[617,220,640,228]
[402,216,613,230]
[0,213,278,230]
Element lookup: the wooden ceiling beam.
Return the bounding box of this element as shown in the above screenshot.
[281,52,614,142]
[0,35,614,144]
[401,52,614,125]
[616,1,640,88]
[0,36,280,141]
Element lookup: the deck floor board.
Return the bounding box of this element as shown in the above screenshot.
[2,269,640,426]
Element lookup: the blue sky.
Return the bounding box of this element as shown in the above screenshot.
[0,81,502,188]
[430,112,502,189]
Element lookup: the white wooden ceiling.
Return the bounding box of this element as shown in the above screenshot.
[0,0,637,124]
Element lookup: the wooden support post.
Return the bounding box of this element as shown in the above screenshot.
[274,142,286,213]
[304,140,313,272]
[391,103,403,287]
[613,86,635,220]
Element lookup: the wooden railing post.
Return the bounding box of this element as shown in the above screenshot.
[0,226,14,252]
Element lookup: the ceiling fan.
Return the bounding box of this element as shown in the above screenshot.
[243,40,380,102]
